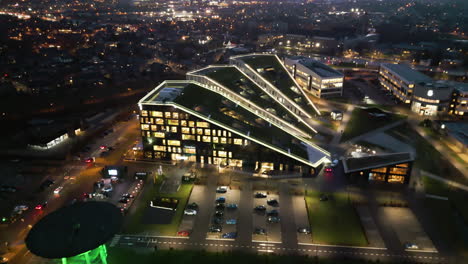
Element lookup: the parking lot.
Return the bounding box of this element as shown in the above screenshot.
[205,187,240,240]
[252,190,281,243]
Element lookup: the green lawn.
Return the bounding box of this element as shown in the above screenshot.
[124,176,194,236]
[305,191,368,246]
[107,247,401,264]
[340,107,406,142]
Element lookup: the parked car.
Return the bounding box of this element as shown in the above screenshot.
[215,197,226,203]
[266,210,279,217]
[215,203,225,210]
[254,205,266,212]
[14,205,28,212]
[209,225,222,233]
[187,202,198,210]
[254,192,267,198]
[35,202,48,210]
[177,230,190,237]
[216,186,228,193]
[122,193,134,199]
[212,217,223,225]
[119,198,129,204]
[214,210,224,217]
[222,232,237,239]
[254,227,266,235]
[54,186,63,194]
[267,199,279,206]
[404,243,419,250]
[325,166,333,172]
[226,203,238,210]
[1,185,17,193]
[267,216,280,223]
[184,209,197,216]
[226,219,237,225]
[297,227,311,234]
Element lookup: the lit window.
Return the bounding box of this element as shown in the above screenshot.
[205,129,211,136]
[184,147,196,154]
[228,152,232,158]
[220,137,227,144]
[151,125,157,131]
[155,118,164,125]
[202,136,211,142]
[168,140,180,146]
[181,120,187,126]
[165,112,171,118]
[141,124,150,130]
[182,134,196,140]
[218,151,227,157]
[172,112,179,119]
[189,121,195,127]
[141,110,148,117]
[182,127,190,134]
[171,127,177,133]
[197,128,203,135]
[151,111,163,117]
[153,145,166,151]
[154,132,165,138]
[197,121,209,128]
[167,119,179,126]
[213,137,219,143]
[234,138,242,145]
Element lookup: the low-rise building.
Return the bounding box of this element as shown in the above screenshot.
[284,56,344,98]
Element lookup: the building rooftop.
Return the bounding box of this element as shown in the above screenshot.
[140,81,329,167]
[381,63,432,83]
[189,65,315,136]
[289,56,344,78]
[233,54,318,116]
[343,152,413,173]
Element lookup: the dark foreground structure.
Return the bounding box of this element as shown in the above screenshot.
[25,201,122,264]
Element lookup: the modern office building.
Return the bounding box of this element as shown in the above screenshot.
[379,63,467,116]
[284,56,344,98]
[138,54,330,176]
[343,152,414,184]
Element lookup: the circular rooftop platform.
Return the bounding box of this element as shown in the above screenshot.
[26,201,122,259]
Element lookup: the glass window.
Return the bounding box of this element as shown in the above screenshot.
[155,118,164,125]
[141,124,150,130]
[234,138,242,145]
[220,137,227,144]
[165,112,171,118]
[168,140,180,146]
[167,119,179,126]
[151,111,163,117]
[205,129,211,136]
[184,147,196,154]
[197,128,203,135]
[202,136,211,142]
[189,121,195,127]
[218,151,227,157]
[172,112,179,119]
[171,126,177,133]
[182,134,196,140]
[153,145,166,151]
[228,152,232,158]
[154,132,165,138]
[181,120,187,126]
[141,110,148,117]
[213,137,219,143]
[197,121,209,128]
[182,127,190,134]
[151,125,157,131]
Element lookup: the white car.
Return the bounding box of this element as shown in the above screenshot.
[14,205,29,211]
[54,186,63,194]
[216,186,228,193]
[404,243,419,250]
[184,209,197,216]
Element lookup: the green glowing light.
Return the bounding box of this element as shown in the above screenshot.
[60,245,108,264]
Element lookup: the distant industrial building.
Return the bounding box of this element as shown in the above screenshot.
[379,63,467,116]
[284,56,344,98]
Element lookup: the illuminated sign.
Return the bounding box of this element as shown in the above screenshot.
[108,169,118,176]
[427,90,434,97]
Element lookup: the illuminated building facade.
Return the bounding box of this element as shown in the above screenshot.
[379,63,467,117]
[138,54,330,175]
[284,56,344,98]
[343,152,414,184]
